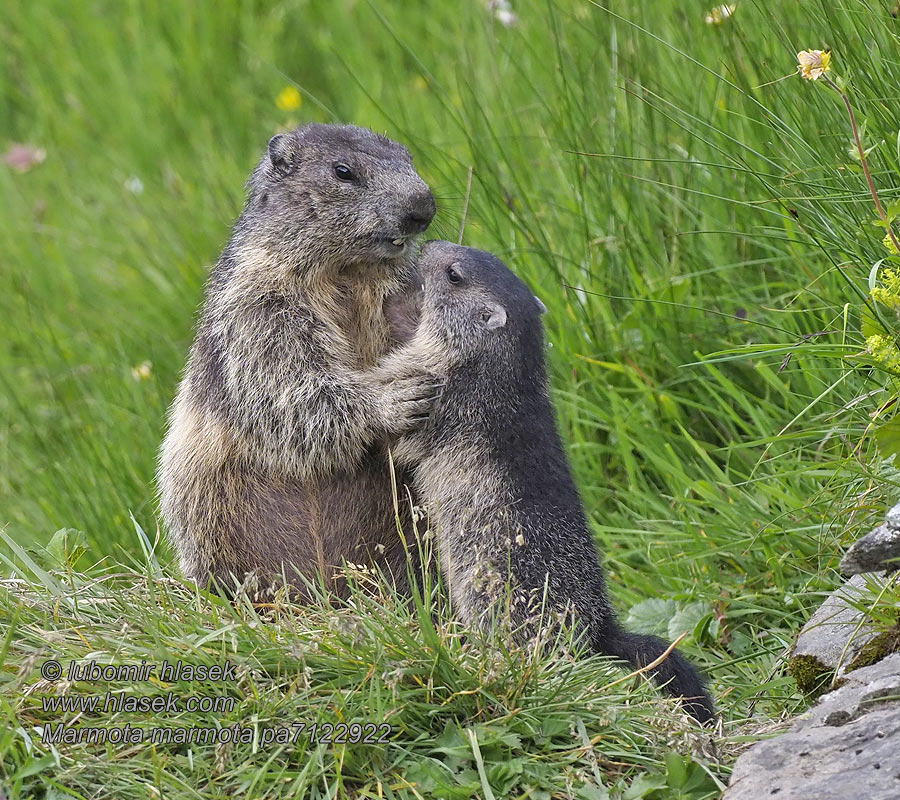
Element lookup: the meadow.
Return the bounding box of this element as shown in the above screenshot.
[2,0,900,797]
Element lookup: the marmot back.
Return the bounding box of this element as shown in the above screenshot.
[378,240,715,724]
[158,123,439,598]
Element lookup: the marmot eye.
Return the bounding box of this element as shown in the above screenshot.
[333,163,355,182]
[446,266,462,284]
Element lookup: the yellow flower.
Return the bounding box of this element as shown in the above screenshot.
[275,86,302,112]
[867,334,900,371]
[705,4,736,25]
[797,49,831,81]
[131,361,152,381]
[883,268,900,295]
[872,286,900,310]
[884,233,899,255]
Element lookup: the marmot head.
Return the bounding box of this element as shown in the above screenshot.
[244,123,435,273]
[411,240,547,368]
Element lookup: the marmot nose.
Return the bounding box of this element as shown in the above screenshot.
[401,191,436,235]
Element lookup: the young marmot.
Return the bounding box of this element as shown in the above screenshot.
[158,123,440,597]
[378,240,715,724]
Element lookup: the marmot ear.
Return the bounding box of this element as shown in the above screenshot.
[268,134,298,177]
[484,303,507,330]
[533,295,548,315]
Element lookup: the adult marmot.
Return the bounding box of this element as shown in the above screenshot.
[158,123,438,597]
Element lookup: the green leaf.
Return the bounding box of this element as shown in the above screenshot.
[487,758,525,795]
[681,760,722,795]
[0,528,64,596]
[45,528,87,569]
[886,197,900,222]
[626,598,677,637]
[623,772,668,799]
[691,612,720,645]
[11,753,58,780]
[665,752,688,788]
[404,758,479,799]
[875,418,900,459]
[656,392,684,423]
[861,304,888,339]
[667,602,709,643]
[728,629,755,657]
[538,714,572,740]
[433,721,472,770]
[575,784,611,800]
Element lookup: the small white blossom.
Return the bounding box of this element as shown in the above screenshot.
[487,0,518,28]
[705,4,736,24]
[796,49,831,81]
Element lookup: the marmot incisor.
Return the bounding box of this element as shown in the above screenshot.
[158,123,439,597]
[377,240,715,723]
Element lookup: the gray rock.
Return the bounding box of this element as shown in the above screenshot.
[840,524,900,576]
[788,573,886,695]
[723,654,900,800]
[885,501,900,531]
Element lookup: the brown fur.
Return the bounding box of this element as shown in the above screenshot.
[158,124,437,598]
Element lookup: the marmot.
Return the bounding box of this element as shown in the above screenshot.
[377,240,715,724]
[158,123,439,598]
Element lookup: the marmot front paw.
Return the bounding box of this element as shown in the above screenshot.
[378,374,444,434]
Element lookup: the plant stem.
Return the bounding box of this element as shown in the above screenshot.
[822,74,900,254]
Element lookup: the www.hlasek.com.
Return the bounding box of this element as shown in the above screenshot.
[42,690,235,715]
[36,659,393,746]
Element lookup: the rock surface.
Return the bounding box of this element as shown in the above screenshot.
[840,523,900,576]
[885,500,900,532]
[787,573,886,695]
[723,654,900,800]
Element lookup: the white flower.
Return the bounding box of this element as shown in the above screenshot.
[796,49,831,81]
[705,4,736,24]
[487,0,518,28]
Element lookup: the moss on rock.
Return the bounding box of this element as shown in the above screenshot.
[846,623,900,674]
[787,654,835,700]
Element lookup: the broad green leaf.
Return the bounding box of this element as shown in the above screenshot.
[875,418,900,459]
[626,598,677,637]
[667,602,709,643]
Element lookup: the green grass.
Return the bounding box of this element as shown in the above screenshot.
[3,0,900,796]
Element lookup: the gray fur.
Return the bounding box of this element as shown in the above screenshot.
[158,123,437,598]
[378,240,715,723]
